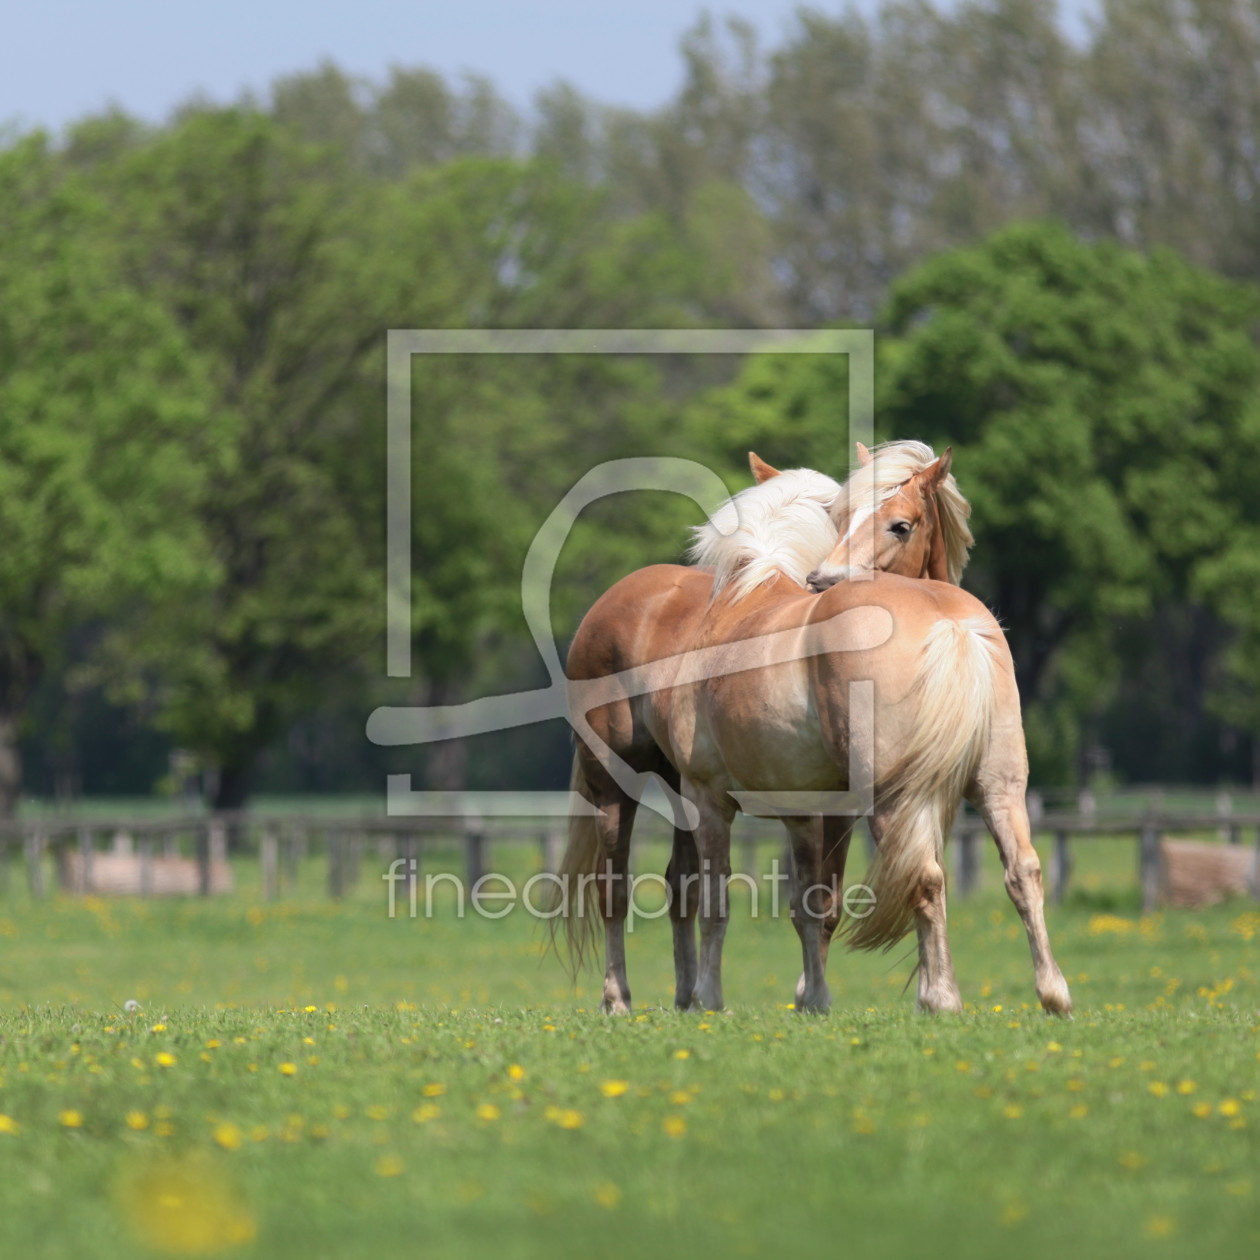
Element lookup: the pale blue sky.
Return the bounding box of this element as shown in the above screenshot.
[2,0,1098,134]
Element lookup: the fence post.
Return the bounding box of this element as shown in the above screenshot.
[465,818,486,889]
[139,833,154,898]
[261,829,279,902]
[1052,831,1071,905]
[541,828,563,874]
[77,826,94,895]
[25,829,45,899]
[1138,818,1160,914]
[327,830,344,899]
[956,831,978,898]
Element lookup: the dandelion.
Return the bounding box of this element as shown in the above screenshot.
[1176,1080,1196,1095]
[1192,1102,1213,1119]
[662,1115,686,1138]
[411,1104,439,1124]
[1069,1104,1088,1119]
[1148,1082,1169,1098]
[669,1091,691,1106]
[115,1157,256,1252]
[1219,1099,1242,1117]
[594,1181,621,1209]
[125,1111,149,1131]
[1003,1104,1022,1120]
[278,1062,297,1076]
[304,1005,318,1013]
[375,1155,404,1178]
[673,1050,691,1061]
[507,1064,525,1082]
[59,1110,84,1129]
[553,1109,583,1130]
[600,1080,629,1098]
[1119,1152,1146,1170]
[422,1083,445,1098]
[1145,1215,1175,1239]
[154,1052,176,1068]
[476,1104,501,1122]
[213,1123,243,1151]
[0,1115,19,1135]
[365,1105,389,1121]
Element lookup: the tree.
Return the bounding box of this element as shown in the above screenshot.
[879,222,1260,778]
[87,110,390,810]
[0,138,213,814]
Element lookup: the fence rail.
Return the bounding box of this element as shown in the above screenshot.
[2,803,1258,913]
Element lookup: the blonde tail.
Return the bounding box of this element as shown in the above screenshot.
[547,754,604,974]
[846,615,1001,952]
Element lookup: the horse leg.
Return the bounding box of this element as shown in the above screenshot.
[784,817,831,1013]
[688,788,735,1012]
[665,825,700,1010]
[970,779,1072,1015]
[794,816,852,1005]
[593,787,638,1015]
[912,856,963,1014]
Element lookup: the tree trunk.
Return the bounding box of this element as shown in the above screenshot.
[0,714,21,819]
[212,760,256,850]
[423,678,468,792]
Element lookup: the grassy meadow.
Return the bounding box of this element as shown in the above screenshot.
[0,830,1255,1259]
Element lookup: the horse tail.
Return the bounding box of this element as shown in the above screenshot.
[547,752,604,975]
[846,614,1002,952]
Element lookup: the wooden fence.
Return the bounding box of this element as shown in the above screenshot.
[1,798,1258,913]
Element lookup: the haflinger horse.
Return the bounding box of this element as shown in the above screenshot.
[557,441,1072,1019]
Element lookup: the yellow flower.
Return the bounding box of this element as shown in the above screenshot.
[154,1052,176,1068]
[1192,1102,1213,1118]
[1219,1099,1242,1117]
[114,1157,255,1252]
[662,1115,687,1138]
[1176,1080,1196,1095]
[507,1064,525,1082]
[1069,1104,1088,1119]
[365,1105,389,1121]
[150,1024,167,1033]
[411,1104,439,1124]
[673,1050,690,1061]
[1119,1152,1146,1170]
[955,1060,972,1072]
[125,1111,149,1131]
[422,1083,445,1097]
[1145,1215,1176,1239]
[1148,1082,1169,1098]
[600,1080,629,1098]
[205,1039,221,1050]
[594,1181,621,1209]
[549,1108,583,1130]
[213,1123,243,1151]
[375,1155,404,1178]
[59,1110,84,1128]
[0,1114,19,1135]
[278,1062,297,1076]
[1003,1104,1022,1119]
[304,1005,318,1013]
[476,1104,501,1121]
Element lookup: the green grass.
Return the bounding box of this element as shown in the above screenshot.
[0,842,1255,1260]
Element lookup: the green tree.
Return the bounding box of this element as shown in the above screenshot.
[0,138,213,814]
[88,110,391,809]
[879,222,1260,777]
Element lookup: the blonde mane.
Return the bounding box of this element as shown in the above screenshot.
[688,440,974,600]
[833,440,974,585]
[688,467,843,600]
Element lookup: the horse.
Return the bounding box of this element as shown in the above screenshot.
[556,443,1071,1019]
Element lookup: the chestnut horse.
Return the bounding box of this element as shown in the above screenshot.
[557,443,1070,1018]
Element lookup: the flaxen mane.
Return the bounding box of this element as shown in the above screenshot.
[687,441,973,598]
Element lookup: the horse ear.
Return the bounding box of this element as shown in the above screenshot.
[855,442,873,467]
[925,446,953,487]
[748,452,781,484]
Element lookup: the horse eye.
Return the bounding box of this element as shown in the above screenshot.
[889,520,912,538]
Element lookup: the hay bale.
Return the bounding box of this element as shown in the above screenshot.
[57,851,234,897]
[1160,839,1256,909]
